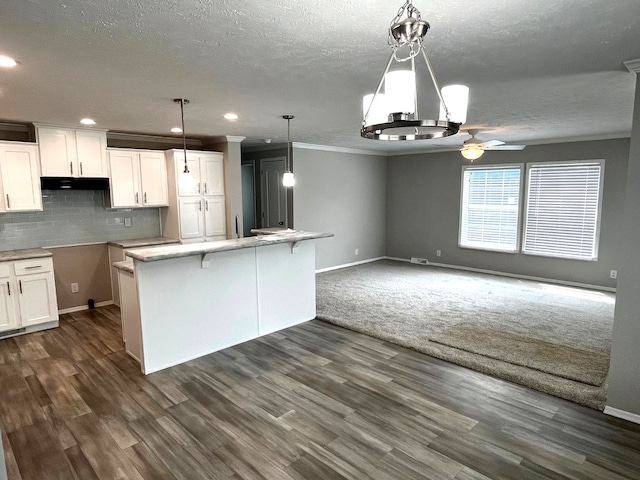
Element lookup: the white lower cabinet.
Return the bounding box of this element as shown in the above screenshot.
[0,257,59,334]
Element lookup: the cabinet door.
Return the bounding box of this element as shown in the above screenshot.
[139,152,168,206]
[204,196,226,238]
[179,197,204,240]
[16,272,58,326]
[0,278,18,332]
[37,127,76,176]
[202,154,224,196]
[0,144,43,212]
[109,150,140,207]
[76,130,108,177]
[176,154,201,196]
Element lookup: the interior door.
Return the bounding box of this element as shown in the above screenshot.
[241,163,256,236]
[260,157,287,229]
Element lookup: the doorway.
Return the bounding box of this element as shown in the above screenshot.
[260,157,288,229]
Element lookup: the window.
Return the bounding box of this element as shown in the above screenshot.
[459,165,523,253]
[523,161,604,261]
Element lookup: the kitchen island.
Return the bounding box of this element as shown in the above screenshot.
[115,230,332,374]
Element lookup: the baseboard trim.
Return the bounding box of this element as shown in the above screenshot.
[385,257,615,293]
[604,406,640,424]
[59,300,114,315]
[316,257,386,274]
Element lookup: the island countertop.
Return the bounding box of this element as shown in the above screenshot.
[125,230,333,262]
[107,237,180,249]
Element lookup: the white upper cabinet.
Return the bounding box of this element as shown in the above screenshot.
[75,130,108,177]
[139,151,168,206]
[0,142,42,213]
[202,155,224,196]
[36,125,108,178]
[108,148,168,208]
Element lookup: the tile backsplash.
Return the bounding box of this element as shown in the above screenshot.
[0,190,161,251]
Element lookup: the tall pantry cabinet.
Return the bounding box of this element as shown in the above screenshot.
[161,150,226,243]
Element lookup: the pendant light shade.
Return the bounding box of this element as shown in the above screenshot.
[385,70,416,115]
[362,93,388,126]
[283,115,295,188]
[439,85,469,125]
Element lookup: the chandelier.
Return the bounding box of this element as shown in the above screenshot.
[361,0,468,141]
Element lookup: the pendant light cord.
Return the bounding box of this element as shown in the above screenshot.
[174,98,190,173]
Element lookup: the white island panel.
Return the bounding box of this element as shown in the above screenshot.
[256,240,316,335]
[135,247,259,374]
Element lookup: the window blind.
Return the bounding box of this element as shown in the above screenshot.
[523,162,603,260]
[459,166,522,252]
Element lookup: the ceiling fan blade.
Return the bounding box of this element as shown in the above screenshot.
[485,144,526,151]
[482,140,505,147]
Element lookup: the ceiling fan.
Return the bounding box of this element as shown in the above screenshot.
[458,129,526,161]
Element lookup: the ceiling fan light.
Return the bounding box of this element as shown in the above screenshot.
[461,146,484,161]
[440,85,469,124]
[363,93,389,126]
[461,147,484,161]
[385,70,416,115]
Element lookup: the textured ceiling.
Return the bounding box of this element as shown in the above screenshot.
[0,0,639,154]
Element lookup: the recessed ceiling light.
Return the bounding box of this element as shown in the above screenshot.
[80,118,96,125]
[0,55,18,68]
[224,113,239,121]
[170,127,182,133]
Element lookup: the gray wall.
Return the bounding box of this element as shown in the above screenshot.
[386,138,630,289]
[0,189,160,250]
[608,70,640,416]
[292,147,387,270]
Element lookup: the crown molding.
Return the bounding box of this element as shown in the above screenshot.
[225,136,246,143]
[624,59,640,74]
[107,131,201,147]
[292,142,385,156]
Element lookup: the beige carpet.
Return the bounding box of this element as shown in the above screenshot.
[316,260,615,410]
[429,323,609,386]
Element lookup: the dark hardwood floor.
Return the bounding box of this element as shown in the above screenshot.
[1,305,639,480]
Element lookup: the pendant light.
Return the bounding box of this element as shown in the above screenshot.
[282,115,295,187]
[361,0,469,141]
[174,98,195,191]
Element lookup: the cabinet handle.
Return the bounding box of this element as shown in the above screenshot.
[19,280,22,294]
[199,200,203,211]
[205,200,209,211]
[204,183,207,194]
[5,194,9,209]
[135,192,139,204]
[70,162,73,175]
[144,192,147,204]
[6,282,10,296]
[80,162,83,176]
[24,265,42,270]
[197,183,201,193]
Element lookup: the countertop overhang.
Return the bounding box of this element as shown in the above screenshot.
[125,230,333,263]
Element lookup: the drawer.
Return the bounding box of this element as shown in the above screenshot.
[14,258,53,276]
[0,263,10,278]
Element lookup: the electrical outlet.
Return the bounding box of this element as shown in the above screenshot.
[124,217,132,227]
[355,248,359,256]
[410,257,428,265]
[610,270,617,279]
[436,250,441,257]
[71,283,79,293]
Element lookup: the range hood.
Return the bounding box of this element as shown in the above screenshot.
[40,177,110,190]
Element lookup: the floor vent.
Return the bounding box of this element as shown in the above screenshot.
[410,257,428,265]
